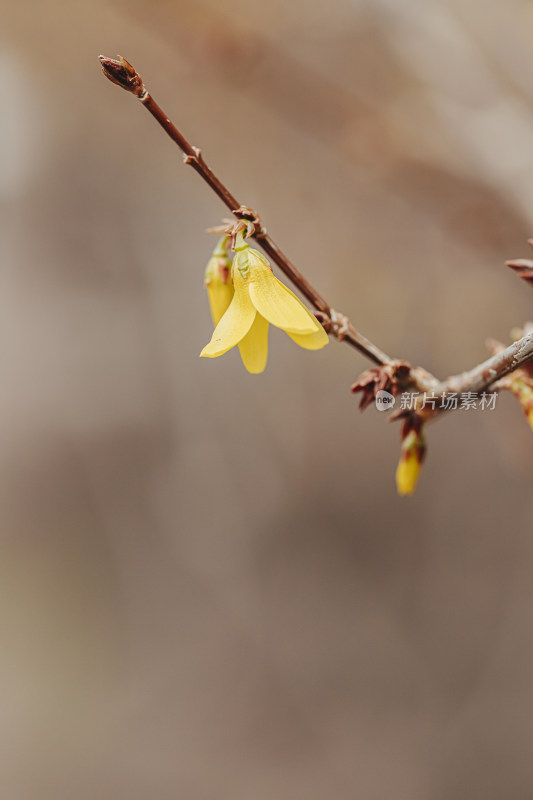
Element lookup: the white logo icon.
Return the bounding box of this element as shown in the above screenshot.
[375,390,395,411]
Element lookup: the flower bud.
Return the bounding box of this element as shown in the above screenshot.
[204,237,233,326]
[509,377,533,432]
[395,423,426,496]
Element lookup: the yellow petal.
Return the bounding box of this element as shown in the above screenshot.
[528,408,533,432]
[206,278,234,326]
[238,313,269,374]
[200,275,256,358]
[247,253,319,334]
[286,324,329,351]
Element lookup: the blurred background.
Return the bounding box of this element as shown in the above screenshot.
[2,0,533,797]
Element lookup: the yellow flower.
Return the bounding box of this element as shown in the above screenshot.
[201,232,328,373]
[204,236,234,326]
[395,428,425,496]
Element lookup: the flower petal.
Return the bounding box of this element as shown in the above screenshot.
[238,313,269,374]
[286,324,329,351]
[200,275,256,358]
[206,278,234,326]
[247,255,319,334]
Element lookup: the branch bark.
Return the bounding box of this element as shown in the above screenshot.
[435,330,533,395]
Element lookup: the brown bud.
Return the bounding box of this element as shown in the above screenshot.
[99,55,145,96]
[351,361,411,411]
[506,258,533,288]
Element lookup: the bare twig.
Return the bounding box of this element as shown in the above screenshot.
[99,55,533,400]
[435,330,533,395]
[98,55,391,366]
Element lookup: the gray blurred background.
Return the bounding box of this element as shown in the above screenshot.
[2,0,533,797]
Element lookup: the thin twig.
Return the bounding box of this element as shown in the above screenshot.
[435,330,533,395]
[99,55,533,398]
[98,55,391,366]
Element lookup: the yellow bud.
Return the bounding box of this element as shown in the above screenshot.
[396,450,421,496]
[395,428,425,496]
[204,237,233,326]
[509,377,533,433]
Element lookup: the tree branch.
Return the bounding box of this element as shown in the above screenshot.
[99,55,533,400]
[98,55,391,367]
[435,329,533,395]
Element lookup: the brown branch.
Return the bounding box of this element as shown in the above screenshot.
[435,330,533,395]
[98,55,533,400]
[98,55,391,366]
